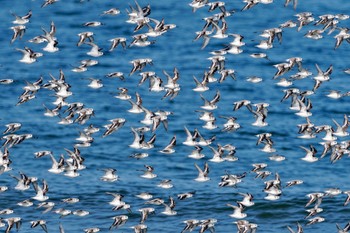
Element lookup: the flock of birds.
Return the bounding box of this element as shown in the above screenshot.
[1,0,350,232]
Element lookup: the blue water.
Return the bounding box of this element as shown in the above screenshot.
[1,0,350,232]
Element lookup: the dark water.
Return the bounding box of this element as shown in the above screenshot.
[1,0,350,232]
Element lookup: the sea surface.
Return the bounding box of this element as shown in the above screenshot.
[1,0,350,232]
